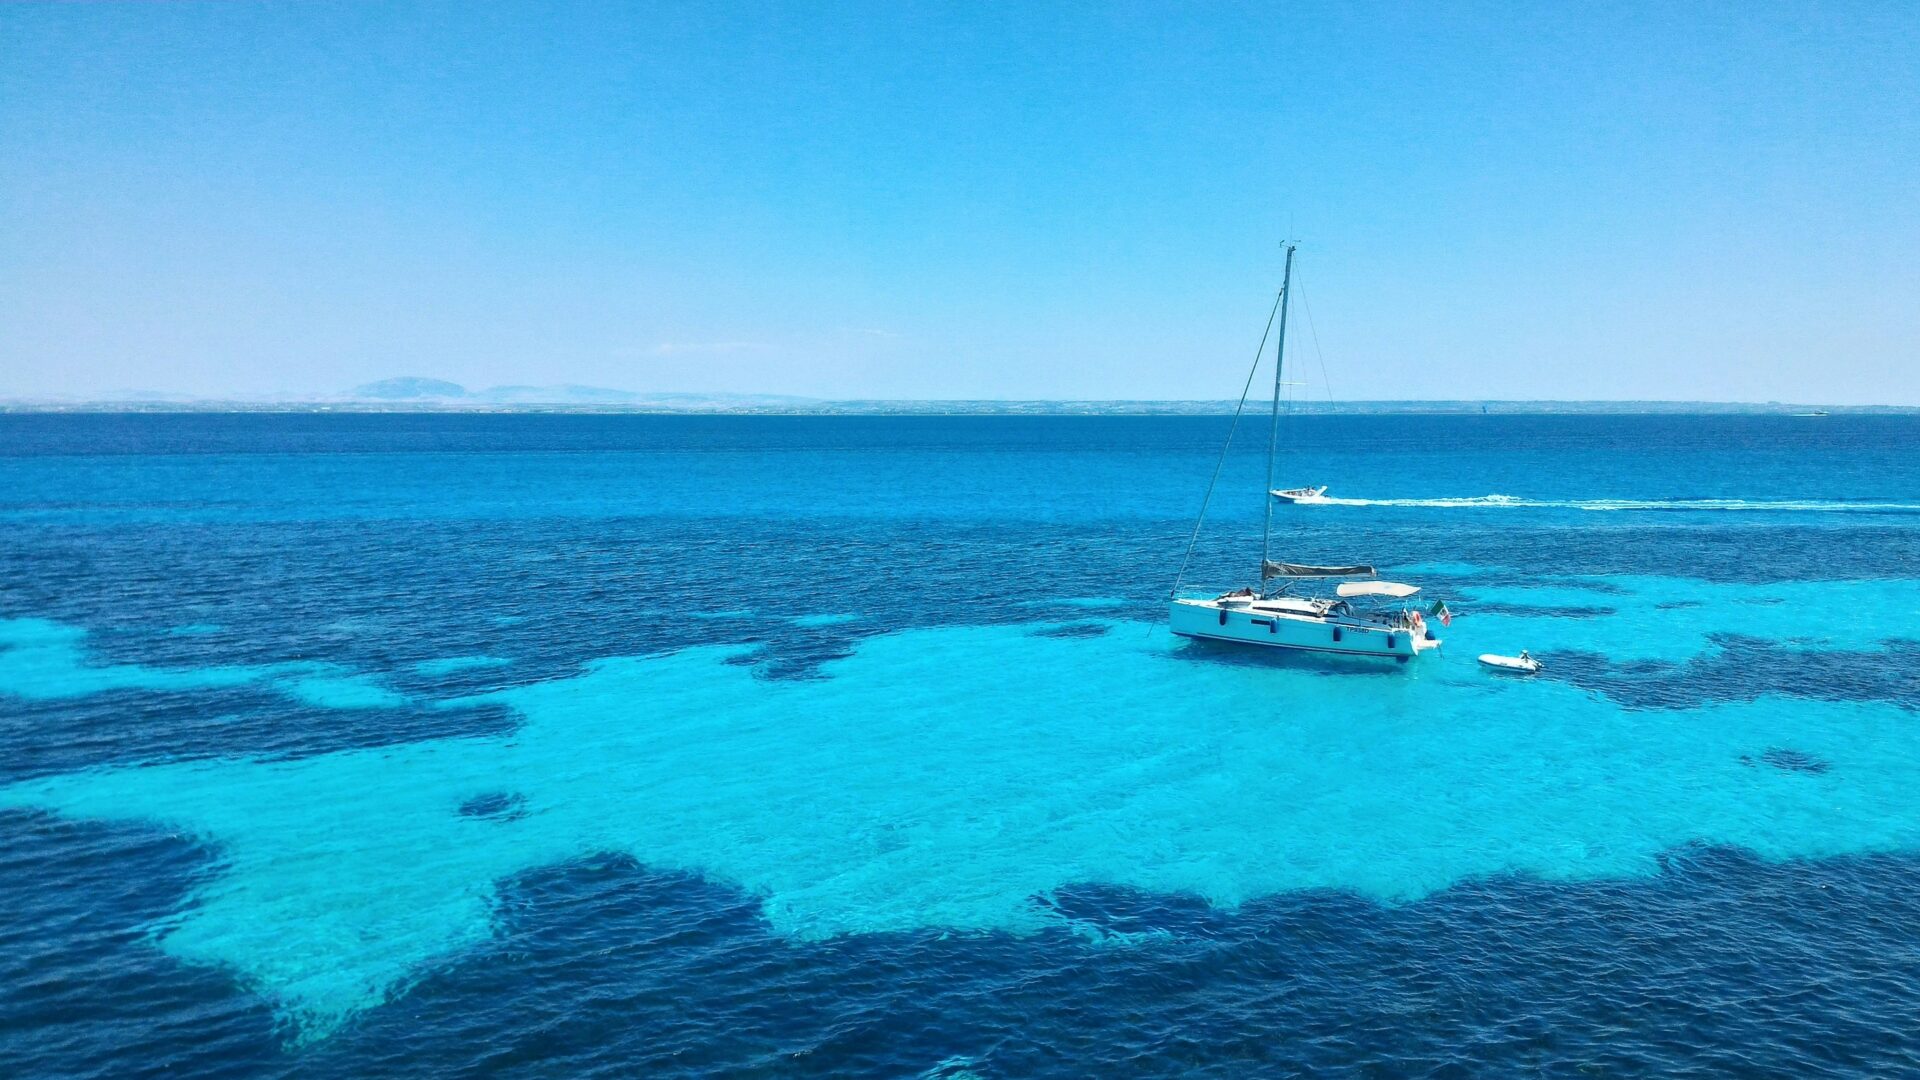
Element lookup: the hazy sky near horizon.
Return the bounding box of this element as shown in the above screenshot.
[3,3,1918,403]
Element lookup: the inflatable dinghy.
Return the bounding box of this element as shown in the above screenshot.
[1478,652,1542,674]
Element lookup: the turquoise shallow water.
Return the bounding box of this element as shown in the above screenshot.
[3,414,1920,1075]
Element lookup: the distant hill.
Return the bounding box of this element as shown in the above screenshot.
[350,377,471,401]
[345,378,817,408]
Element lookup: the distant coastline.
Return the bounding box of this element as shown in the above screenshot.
[2,377,1913,416]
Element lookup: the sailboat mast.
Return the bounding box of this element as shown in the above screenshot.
[1260,243,1298,582]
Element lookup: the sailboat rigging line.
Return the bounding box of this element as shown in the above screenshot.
[1295,275,1335,403]
[1260,245,1298,587]
[1168,287,1286,603]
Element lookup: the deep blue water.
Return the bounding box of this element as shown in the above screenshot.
[3,413,1919,1077]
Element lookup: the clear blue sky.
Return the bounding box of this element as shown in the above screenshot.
[3,2,1916,402]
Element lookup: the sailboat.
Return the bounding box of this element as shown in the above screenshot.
[1168,244,1441,663]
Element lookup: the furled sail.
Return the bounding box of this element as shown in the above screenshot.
[1262,560,1376,579]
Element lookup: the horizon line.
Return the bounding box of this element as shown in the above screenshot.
[3,398,1915,416]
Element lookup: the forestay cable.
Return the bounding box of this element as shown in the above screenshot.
[1169,290,1285,601]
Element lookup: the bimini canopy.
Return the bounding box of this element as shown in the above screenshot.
[1336,581,1421,599]
[1262,560,1376,580]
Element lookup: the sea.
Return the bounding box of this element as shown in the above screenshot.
[3,412,1919,1078]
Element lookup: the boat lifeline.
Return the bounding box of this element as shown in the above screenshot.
[1167,244,1441,663]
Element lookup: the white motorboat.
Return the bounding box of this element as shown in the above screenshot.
[1478,652,1542,674]
[1167,244,1443,664]
[1271,485,1328,503]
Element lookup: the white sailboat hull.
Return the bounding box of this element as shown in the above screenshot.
[1168,598,1438,661]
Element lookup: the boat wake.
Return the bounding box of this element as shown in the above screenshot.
[1304,494,1920,514]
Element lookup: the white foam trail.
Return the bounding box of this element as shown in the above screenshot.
[1301,494,1920,513]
